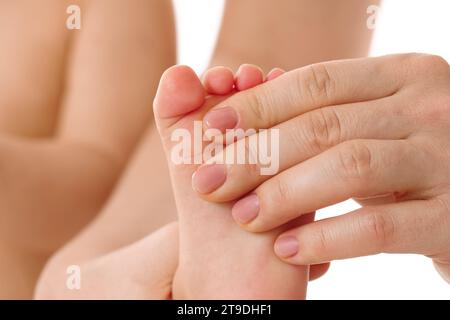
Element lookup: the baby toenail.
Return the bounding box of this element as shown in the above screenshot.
[232,194,260,224]
[204,107,238,132]
[274,236,299,258]
[192,164,227,194]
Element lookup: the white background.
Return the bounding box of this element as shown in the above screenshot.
[173,0,450,299]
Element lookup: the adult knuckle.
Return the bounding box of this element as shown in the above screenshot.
[406,53,449,76]
[425,198,450,254]
[436,201,450,234]
[336,141,374,181]
[287,120,309,155]
[269,177,292,209]
[244,87,276,126]
[420,55,449,71]
[405,90,450,129]
[244,91,265,123]
[308,226,332,258]
[400,52,426,64]
[303,107,343,152]
[241,138,262,176]
[300,63,335,104]
[360,210,396,251]
[433,197,450,216]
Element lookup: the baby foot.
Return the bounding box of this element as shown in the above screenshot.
[154,64,309,299]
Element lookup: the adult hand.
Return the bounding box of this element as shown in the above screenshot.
[194,53,450,282]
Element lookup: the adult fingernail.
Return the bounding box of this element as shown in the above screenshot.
[192,164,227,194]
[203,107,238,132]
[232,194,260,224]
[274,236,299,258]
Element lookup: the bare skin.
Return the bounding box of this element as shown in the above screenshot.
[0,0,71,137]
[34,0,376,299]
[36,65,331,299]
[35,222,179,300]
[211,0,377,72]
[37,64,309,299]
[0,0,175,298]
[207,0,378,280]
[154,65,312,299]
[35,125,177,296]
[196,54,450,285]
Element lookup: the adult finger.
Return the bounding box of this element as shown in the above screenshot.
[193,94,414,202]
[273,199,450,265]
[203,54,413,133]
[231,139,436,231]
